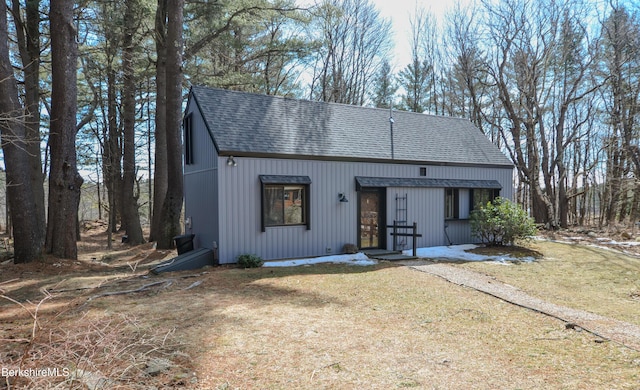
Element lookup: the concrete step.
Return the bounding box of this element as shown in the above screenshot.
[363,249,418,261]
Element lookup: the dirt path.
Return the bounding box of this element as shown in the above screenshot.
[407,262,640,352]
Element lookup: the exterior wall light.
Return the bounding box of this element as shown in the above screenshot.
[226,156,237,166]
[338,193,348,202]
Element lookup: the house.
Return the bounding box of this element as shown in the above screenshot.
[182,86,514,264]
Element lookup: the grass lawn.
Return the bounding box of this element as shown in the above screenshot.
[460,239,640,327]
[1,238,639,389]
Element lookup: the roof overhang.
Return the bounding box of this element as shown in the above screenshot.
[219,151,515,169]
[355,176,502,191]
[259,175,312,185]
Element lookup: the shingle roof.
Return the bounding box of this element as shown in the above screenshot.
[189,85,513,167]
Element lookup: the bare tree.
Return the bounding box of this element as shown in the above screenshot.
[483,0,598,229]
[548,4,600,228]
[443,1,492,135]
[308,0,392,105]
[397,7,435,113]
[598,2,640,225]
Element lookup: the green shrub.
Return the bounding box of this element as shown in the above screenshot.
[236,253,263,268]
[470,197,536,246]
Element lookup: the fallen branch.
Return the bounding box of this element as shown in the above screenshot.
[127,260,140,272]
[0,278,20,287]
[47,277,142,294]
[86,280,172,302]
[0,337,31,343]
[46,286,100,293]
[183,281,202,290]
[1,294,34,316]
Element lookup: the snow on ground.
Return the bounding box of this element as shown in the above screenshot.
[262,252,377,267]
[595,239,640,246]
[543,234,640,256]
[263,244,534,267]
[405,244,536,264]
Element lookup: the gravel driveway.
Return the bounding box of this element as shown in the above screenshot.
[404,261,640,352]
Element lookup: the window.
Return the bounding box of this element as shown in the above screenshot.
[183,114,193,165]
[447,188,500,220]
[260,175,311,231]
[445,188,459,219]
[471,188,499,210]
[419,167,427,176]
[263,184,305,225]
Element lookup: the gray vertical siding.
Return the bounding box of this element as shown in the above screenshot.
[182,95,514,263]
[217,158,362,263]
[210,157,513,263]
[444,220,474,245]
[385,187,445,250]
[183,99,220,256]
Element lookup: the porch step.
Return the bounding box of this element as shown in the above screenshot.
[363,249,418,261]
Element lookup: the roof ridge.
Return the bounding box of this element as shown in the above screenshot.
[190,85,472,123]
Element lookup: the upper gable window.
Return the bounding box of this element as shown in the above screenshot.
[183,113,194,165]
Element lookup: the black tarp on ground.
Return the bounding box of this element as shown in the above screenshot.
[150,248,215,274]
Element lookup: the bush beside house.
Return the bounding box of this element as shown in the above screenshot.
[470,197,536,246]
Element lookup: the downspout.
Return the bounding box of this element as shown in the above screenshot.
[444,222,453,246]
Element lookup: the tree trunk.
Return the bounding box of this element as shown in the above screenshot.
[46,0,82,259]
[0,0,42,263]
[150,0,168,243]
[11,0,46,250]
[121,0,144,245]
[105,66,123,233]
[155,0,184,249]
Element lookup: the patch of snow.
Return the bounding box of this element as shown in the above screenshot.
[404,244,535,264]
[606,240,640,246]
[263,252,377,267]
[263,244,535,268]
[405,244,485,261]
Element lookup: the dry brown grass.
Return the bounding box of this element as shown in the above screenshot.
[169,264,639,389]
[1,230,640,389]
[460,239,640,327]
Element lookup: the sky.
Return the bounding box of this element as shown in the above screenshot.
[370,0,458,69]
[298,0,469,70]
